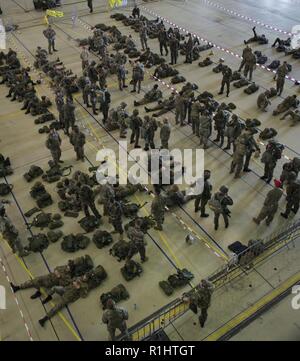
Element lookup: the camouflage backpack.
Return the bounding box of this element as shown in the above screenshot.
[47,230,63,243]
[159,280,174,296]
[0,183,12,196]
[61,233,90,253]
[48,219,64,230]
[78,216,101,233]
[69,255,94,277]
[109,240,131,262]
[121,202,145,219]
[30,182,46,199]
[23,165,44,183]
[124,216,155,234]
[85,265,107,290]
[31,212,52,228]
[28,233,49,252]
[100,283,130,309]
[36,192,53,209]
[121,260,143,281]
[92,230,113,249]
[167,268,194,289]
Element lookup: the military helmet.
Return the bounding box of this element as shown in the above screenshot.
[219,185,228,194]
[133,109,139,115]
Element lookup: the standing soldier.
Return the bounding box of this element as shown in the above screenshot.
[224,114,242,151]
[87,0,93,13]
[169,33,179,65]
[158,28,169,56]
[218,65,232,97]
[194,170,212,217]
[63,98,76,135]
[132,5,140,18]
[191,99,202,136]
[260,140,284,183]
[90,83,99,116]
[186,279,214,328]
[143,116,157,151]
[70,125,86,162]
[117,63,127,91]
[199,110,212,149]
[79,184,102,219]
[102,298,129,341]
[46,129,62,165]
[129,109,143,148]
[80,46,89,70]
[55,90,65,128]
[175,91,186,126]
[230,132,248,178]
[243,49,256,81]
[131,61,144,94]
[139,22,148,51]
[253,179,283,226]
[275,61,289,96]
[281,179,300,219]
[127,218,148,263]
[0,202,29,257]
[159,118,171,149]
[108,199,124,240]
[213,107,228,147]
[99,85,111,124]
[210,186,233,230]
[238,45,252,72]
[39,280,88,327]
[151,191,166,231]
[243,127,260,172]
[185,33,193,64]
[117,102,129,139]
[43,25,57,55]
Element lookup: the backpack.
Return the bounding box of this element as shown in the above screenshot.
[36,193,53,209]
[0,183,12,196]
[244,83,259,94]
[121,202,145,218]
[109,240,132,262]
[93,230,113,249]
[23,165,44,182]
[47,230,63,243]
[124,216,155,234]
[85,265,107,289]
[31,212,52,228]
[24,207,40,218]
[208,195,222,213]
[69,255,94,277]
[28,233,49,252]
[61,234,90,253]
[171,75,186,84]
[100,284,130,309]
[121,260,143,281]
[248,239,265,257]
[167,268,194,289]
[268,60,280,69]
[159,280,174,296]
[259,128,278,141]
[78,216,101,233]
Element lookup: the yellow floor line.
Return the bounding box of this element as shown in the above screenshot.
[204,271,300,341]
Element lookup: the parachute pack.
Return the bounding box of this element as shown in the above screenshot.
[100,283,130,309]
[69,255,94,277]
[61,233,90,253]
[92,230,113,249]
[109,240,137,262]
[23,165,44,183]
[78,215,101,233]
[121,260,143,281]
[27,233,49,253]
[159,269,194,296]
[0,183,12,196]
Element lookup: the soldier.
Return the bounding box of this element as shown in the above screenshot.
[273,95,298,116]
[275,61,289,96]
[280,109,300,126]
[199,110,212,149]
[131,61,144,94]
[213,107,228,147]
[280,157,300,183]
[117,102,128,139]
[151,191,166,231]
[99,85,111,124]
[108,199,124,240]
[191,99,202,136]
[97,65,108,89]
[257,91,271,112]
[127,218,148,263]
[243,126,260,172]
[99,182,115,216]
[261,140,284,183]
[129,109,143,148]
[43,25,57,55]
[194,170,212,217]
[238,45,252,72]
[169,33,179,65]
[134,84,162,106]
[87,0,93,13]
[39,279,89,327]
[224,114,243,151]
[143,116,157,151]
[10,265,72,299]
[70,126,86,162]
[218,65,232,97]
[90,83,99,115]
[87,61,98,84]
[175,91,186,126]
[63,98,76,135]
[139,22,148,51]
[132,5,140,19]
[46,129,62,165]
[80,46,89,70]
[102,298,129,341]
[186,279,214,328]
[79,184,102,219]
[211,186,233,230]
[159,118,171,149]
[244,27,268,45]
[0,203,29,257]
[253,179,283,226]
[185,33,193,64]
[243,50,256,81]
[55,90,65,128]
[145,93,176,117]
[117,63,127,91]
[230,133,247,178]
[158,28,169,56]
[281,179,300,219]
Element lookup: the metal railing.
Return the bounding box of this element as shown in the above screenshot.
[119,218,300,341]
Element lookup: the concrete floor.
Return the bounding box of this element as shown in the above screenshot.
[0,0,299,341]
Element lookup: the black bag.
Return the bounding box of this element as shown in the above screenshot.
[36,193,53,208]
[100,284,130,309]
[159,280,174,296]
[28,233,49,252]
[47,230,63,243]
[48,219,64,230]
[93,230,113,249]
[109,240,134,262]
[23,165,44,182]
[121,260,143,281]
[69,255,94,277]
[228,241,248,255]
[78,216,101,233]
[268,60,280,69]
[244,83,259,94]
[0,183,12,196]
[85,265,107,289]
[167,268,194,288]
[61,234,90,253]
[31,212,52,228]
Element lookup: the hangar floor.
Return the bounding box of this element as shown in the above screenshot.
[0,0,299,341]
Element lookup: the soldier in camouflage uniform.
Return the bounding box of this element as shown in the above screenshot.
[108,199,124,240]
[130,109,143,148]
[102,298,129,341]
[191,99,202,136]
[55,90,65,128]
[143,116,157,151]
[175,91,186,126]
[70,126,86,162]
[46,129,62,165]
[159,118,171,149]
[134,84,162,106]
[194,170,212,217]
[275,61,288,96]
[127,218,148,263]
[117,102,129,139]
[79,184,102,219]
[63,98,76,135]
[199,110,212,149]
[281,179,300,218]
[139,22,148,51]
[151,191,166,231]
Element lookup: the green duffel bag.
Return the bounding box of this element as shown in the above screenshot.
[159,280,174,296]
[31,212,52,228]
[47,230,63,243]
[28,233,49,252]
[93,230,113,249]
[0,183,12,196]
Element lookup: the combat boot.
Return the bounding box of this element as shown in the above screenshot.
[39,316,49,327]
[280,212,288,219]
[31,290,42,299]
[10,283,20,293]
[42,295,53,305]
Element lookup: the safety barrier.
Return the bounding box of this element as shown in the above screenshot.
[119,218,300,340]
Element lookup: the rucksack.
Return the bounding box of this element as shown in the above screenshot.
[69,255,94,277]
[47,230,63,243]
[171,75,186,84]
[159,280,174,296]
[121,260,143,281]
[248,239,265,257]
[24,207,40,218]
[167,268,194,288]
[0,183,12,196]
[259,128,278,141]
[93,230,113,249]
[124,216,155,234]
[109,240,132,262]
[85,265,107,289]
[100,284,130,309]
[208,195,222,213]
[244,83,259,94]
[268,60,280,69]
[23,165,44,182]
[61,234,90,253]
[36,193,53,209]
[121,202,145,219]
[28,233,49,252]
[78,216,101,233]
[31,212,52,228]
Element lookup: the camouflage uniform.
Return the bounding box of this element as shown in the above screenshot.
[70,127,86,161]
[199,112,212,149]
[0,214,28,256]
[46,130,62,165]
[276,63,288,96]
[151,194,166,230]
[108,200,124,238]
[127,224,147,262]
[191,101,202,136]
[79,184,101,219]
[189,280,214,328]
[253,187,283,225]
[102,303,129,341]
[160,120,171,149]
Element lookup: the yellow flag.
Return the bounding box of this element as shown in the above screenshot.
[46,10,64,17]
